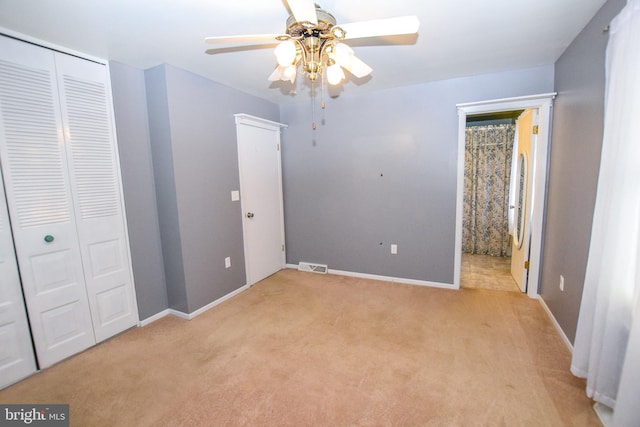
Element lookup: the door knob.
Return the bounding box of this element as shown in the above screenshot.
[246,212,255,219]
[44,235,55,243]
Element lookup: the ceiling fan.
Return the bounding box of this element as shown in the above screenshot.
[204,0,420,88]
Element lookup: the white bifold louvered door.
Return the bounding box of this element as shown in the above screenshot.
[0,35,138,369]
[0,164,37,388]
[54,53,138,343]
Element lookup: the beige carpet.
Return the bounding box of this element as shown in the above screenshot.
[0,269,599,426]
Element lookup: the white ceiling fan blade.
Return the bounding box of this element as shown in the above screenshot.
[286,0,318,25]
[341,16,420,40]
[344,55,373,78]
[205,34,281,47]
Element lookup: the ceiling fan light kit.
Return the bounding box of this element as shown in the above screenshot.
[269,5,350,85]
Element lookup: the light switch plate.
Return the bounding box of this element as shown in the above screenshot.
[231,190,240,201]
[391,244,398,254]
[225,257,231,268]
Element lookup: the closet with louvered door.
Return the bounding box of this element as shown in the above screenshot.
[0,35,139,372]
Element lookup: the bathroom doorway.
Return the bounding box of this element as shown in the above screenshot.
[454,93,556,298]
[461,110,521,292]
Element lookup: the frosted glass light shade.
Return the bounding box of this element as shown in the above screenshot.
[332,42,372,78]
[275,40,296,66]
[326,63,345,85]
[282,64,297,82]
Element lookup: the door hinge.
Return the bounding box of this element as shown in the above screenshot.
[281,244,285,252]
[524,261,530,270]
[277,143,280,151]
[532,125,539,134]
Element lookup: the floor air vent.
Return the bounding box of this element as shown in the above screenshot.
[298,262,328,274]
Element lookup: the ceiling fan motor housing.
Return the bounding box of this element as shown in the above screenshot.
[285,5,337,35]
[285,5,344,81]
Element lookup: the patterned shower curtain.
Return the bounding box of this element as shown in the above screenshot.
[463,124,515,256]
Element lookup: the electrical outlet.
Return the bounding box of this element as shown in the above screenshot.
[559,275,565,292]
[225,257,231,269]
[391,244,398,255]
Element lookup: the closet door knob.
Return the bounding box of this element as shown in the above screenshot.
[44,235,55,243]
[246,212,255,219]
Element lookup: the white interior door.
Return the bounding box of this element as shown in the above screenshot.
[0,169,37,388]
[55,53,138,343]
[510,109,536,292]
[235,114,287,286]
[0,36,96,368]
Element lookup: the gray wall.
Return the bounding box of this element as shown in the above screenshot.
[540,0,625,343]
[145,64,280,313]
[281,65,554,284]
[145,65,189,313]
[110,61,169,320]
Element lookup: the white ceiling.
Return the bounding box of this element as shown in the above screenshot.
[0,0,606,104]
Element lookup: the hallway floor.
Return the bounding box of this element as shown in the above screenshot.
[461,253,521,292]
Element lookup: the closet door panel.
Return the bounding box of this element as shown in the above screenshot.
[55,53,138,342]
[0,164,37,388]
[0,36,95,368]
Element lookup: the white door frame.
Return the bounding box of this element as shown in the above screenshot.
[235,114,287,286]
[454,93,556,298]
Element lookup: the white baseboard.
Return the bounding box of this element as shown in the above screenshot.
[594,402,613,427]
[537,295,573,352]
[138,309,171,327]
[138,284,250,325]
[167,308,191,320]
[285,263,456,290]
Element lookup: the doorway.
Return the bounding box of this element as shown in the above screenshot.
[454,94,556,298]
[461,110,521,292]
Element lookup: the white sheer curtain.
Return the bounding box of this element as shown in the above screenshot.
[570,1,640,425]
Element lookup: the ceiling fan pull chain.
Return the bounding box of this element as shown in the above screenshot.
[321,71,326,110]
[311,81,317,130]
